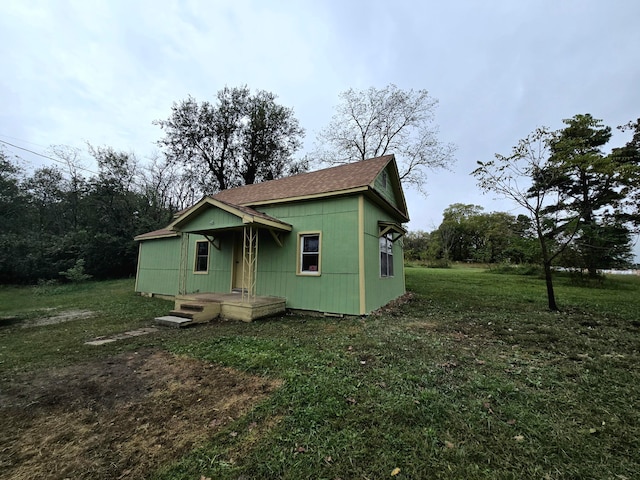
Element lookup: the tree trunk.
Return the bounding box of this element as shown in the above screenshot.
[536,220,559,311]
[543,261,559,311]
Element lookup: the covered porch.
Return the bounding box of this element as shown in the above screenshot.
[154,197,291,326]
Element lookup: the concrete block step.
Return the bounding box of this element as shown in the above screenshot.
[155,315,193,328]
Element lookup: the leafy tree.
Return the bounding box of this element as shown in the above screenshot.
[614,117,640,224]
[49,145,88,230]
[471,211,522,263]
[0,141,178,284]
[508,215,540,264]
[403,230,432,261]
[59,258,92,283]
[430,204,535,264]
[434,204,483,262]
[0,149,27,233]
[314,84,456,192]
[25,167,66,235]
[154,86,305,195]
[239,90,305,184]
[85,146,150,278]
[547,114,639,276]
[475,117,639,311]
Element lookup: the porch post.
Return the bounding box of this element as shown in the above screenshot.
[242,226,258,301]
[178,233,189,295]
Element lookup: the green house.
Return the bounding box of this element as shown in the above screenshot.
[134,155,409,321]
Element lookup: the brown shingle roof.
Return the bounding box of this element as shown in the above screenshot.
[213,155,395,205]
[135,155,407,241]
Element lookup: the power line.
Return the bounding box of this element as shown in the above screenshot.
[0,133,50,150]
[0,138,155,192]
[0,138,99,175]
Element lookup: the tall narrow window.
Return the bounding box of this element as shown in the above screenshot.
[194,240,209,273]
[381,170,388,188]
[380,233,394,277]
[299,233,320,275]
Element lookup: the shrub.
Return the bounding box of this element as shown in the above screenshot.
[59,259,93,283]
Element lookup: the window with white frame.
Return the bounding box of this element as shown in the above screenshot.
[194,240,209,273]
[380,232,394,277]
[299,233,320,275]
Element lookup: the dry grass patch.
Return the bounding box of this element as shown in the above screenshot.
[0,349,281,480]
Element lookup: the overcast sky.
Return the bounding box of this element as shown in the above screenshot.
[1,0,639,257]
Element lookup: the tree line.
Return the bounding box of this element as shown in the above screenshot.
[2,84,637,303]
[405,204,540,265]
[408,117,639,299]
[0,84,451,284]
[0,146,174,283]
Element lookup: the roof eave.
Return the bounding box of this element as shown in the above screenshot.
[366,188,410,222]
[168,196,292,233]
[236,186,370,208]
[134,231,180,241]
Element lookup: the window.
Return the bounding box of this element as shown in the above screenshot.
[299,233,320,275]
[380,233,394,277]
[381,170,388,188]
[194,240,209,273]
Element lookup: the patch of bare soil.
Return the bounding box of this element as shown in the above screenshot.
[21,309,95,328]
[0,349,281,479]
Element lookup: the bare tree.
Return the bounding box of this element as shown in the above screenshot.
[473,127,579,311]
[314,84,456,192]
[139,153,203,213]
[49,145,87,230]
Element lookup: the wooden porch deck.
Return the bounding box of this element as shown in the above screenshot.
[155,292,286,327]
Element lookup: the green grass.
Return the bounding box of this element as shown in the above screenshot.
[0,279,174,371]
[1,269,639,479]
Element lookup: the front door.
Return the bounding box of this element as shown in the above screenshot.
[232,234,247,291]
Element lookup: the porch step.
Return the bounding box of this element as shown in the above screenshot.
[155,315,193,328]
[168,310,196,320]
[179,303,204,312]
[169,299,222,324]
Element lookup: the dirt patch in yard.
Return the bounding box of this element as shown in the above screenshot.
[0,349,281,479]
[23,308,95,328]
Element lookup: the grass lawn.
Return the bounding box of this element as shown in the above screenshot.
[1,268,639,479]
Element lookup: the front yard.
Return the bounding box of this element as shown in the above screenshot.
[1,269,638,479]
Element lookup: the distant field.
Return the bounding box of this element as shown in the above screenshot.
[1,268,639,479]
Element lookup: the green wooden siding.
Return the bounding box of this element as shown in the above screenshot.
[179,205,244,233]
[373,166,399,210]
[256,196,361,314]
[362,199,406,313]
[184,233,233,293]
[136,233,234,296]
[135,236,181,295]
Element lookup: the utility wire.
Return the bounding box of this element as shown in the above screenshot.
[0,138,99,175]
[0,137,155,192]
